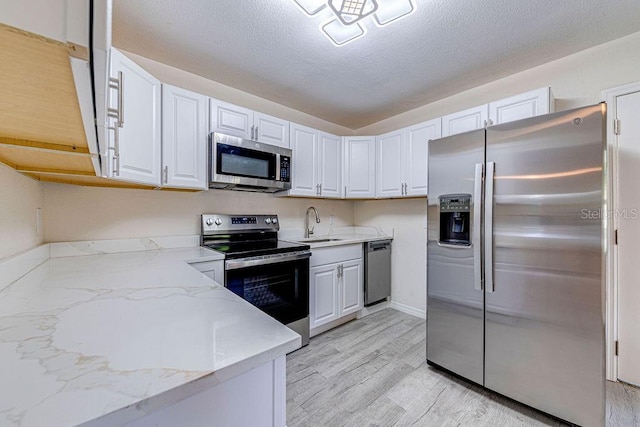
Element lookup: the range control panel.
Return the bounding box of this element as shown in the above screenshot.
[202,214,280,235]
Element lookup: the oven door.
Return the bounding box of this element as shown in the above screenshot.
[225,252,310,326]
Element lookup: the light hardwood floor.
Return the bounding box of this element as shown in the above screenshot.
[286,309,640,426]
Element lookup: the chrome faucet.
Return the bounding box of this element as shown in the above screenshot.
[305,207,321,238]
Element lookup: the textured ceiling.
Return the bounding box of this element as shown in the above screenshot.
[113,0,640,129]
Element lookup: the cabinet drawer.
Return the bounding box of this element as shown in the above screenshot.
[310,243,362,267]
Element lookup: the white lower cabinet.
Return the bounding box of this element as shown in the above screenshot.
[188,260,224,283]
[310,244,363,331]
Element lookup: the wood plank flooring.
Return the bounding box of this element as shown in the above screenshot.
[286,309,640,426]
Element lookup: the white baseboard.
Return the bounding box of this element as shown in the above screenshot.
[389,301,426,319]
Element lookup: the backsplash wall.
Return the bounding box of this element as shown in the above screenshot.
[0,163,44,258]
[43,183,354,242]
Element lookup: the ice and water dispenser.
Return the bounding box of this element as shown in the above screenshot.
[439,194,471,246]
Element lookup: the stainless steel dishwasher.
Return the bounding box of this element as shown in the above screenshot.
[364,240,392,306]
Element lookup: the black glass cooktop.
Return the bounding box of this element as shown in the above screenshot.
[203,232,309,259]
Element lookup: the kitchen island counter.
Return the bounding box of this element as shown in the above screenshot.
[0,245,300,426]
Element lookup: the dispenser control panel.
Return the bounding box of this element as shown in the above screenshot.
[439,196,471,213]
[439,194,471,246]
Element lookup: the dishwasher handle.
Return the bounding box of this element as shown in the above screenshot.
[367,240,392,252]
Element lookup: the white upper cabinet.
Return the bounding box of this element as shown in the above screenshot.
[344,136,376,199]
[106,48,161,186]
[405,118,441,196]
[318,132,342,198]
[287,125,342,198]
[254,112,290,148]
[375,118,440,198]
[489,87,554,125]
[209,99,253,140]
[289,123,318,197]
[442,87,554,137]
[442,104,489,137]
[210,100,290,148]
[376,130,404,198]
[161,84,208,190]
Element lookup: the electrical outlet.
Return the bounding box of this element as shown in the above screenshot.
[329,215,335,225]
[36,208,42,233]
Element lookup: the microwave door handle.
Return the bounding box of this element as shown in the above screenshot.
[276,153,281,181]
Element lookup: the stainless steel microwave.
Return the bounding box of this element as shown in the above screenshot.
[209,132,292,193]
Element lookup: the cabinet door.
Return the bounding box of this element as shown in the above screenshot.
[376,130,404,198]
[310,264,339,329]
[344,136,376,198]
[209,99,253,140]
[254,112,290,148]
[340,259,363,316]
[441,104,488,137]
[108,48,161,185]
[405,118,441,196]
[289,123,318,197]
[489,87,553,125]
[318,132,342,198]
[161,85,208,190]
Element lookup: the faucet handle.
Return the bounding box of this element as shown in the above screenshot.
[309,226,315,236]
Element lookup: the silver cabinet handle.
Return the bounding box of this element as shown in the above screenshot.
[119,71,124,127]
[473,163,483,291]
[319,183,322,195]
[485,161,495,293]
[107,71,124,127]
[255,126,258,140]
[251,125,255,140]
[163,165,168,184]
[107,125,120,176]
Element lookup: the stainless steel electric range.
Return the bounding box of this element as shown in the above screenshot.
[201,214,310,346]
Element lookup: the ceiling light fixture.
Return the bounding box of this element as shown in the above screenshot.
[293,0,416,47]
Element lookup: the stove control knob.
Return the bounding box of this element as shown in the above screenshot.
[214,218,223,226]
[205,218,214,226]
[265,218,272,224]
[272,217,278,224]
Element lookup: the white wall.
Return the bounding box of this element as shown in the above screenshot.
[43,183,353,242]
[0,163,44,259]
[356,31,640,135]
[354,199,427,315]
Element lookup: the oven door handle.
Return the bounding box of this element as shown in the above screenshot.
[225,251,311,270]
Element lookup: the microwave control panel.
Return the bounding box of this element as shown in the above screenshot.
[280,156,291,182]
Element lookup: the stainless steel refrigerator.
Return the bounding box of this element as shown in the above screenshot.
[426,103,606,426]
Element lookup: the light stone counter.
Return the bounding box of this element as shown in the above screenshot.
[280,226,393,248]
[0,244,300,426]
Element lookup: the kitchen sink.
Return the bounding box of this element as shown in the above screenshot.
[302,238,342,243]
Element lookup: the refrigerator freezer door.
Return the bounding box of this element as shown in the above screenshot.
[427,129,485,385]
[484,104,605,426]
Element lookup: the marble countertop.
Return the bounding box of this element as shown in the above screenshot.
[0,246,300,426]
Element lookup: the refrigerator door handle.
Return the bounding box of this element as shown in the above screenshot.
[485,161,495,293]
[473,163,483,291]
